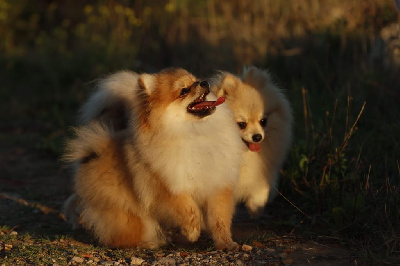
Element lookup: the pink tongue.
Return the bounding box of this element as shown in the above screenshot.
[214,96,225,106]
[248,143,261,152]
[192,97,225,108]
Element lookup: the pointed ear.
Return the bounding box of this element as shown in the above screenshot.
[242,66,268,87]
[138,73,155,95]
[217,74,239,97]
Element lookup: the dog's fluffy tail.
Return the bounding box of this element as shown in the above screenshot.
[63,122,113,164]
[79,71,139,127]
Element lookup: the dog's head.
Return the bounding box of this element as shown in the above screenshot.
[136,68,225,126]
[213,72,267,152]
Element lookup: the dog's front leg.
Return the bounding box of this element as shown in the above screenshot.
[160,193,202,242]
[205,187,238,250]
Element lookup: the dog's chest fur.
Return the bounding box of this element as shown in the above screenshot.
[138,104,243,200]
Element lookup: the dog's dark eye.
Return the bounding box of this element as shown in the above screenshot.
[237,122,247,130]
[180,88,190,96]
[260,118,267,127]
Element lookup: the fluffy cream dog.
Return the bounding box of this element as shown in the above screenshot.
[212,66,293,217]
[63,68,244,250]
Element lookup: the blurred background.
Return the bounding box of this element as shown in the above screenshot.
[0,0,399,260]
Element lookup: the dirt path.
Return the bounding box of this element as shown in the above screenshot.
[0,142,362,265]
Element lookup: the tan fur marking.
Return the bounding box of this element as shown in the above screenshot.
[101,211,143,248]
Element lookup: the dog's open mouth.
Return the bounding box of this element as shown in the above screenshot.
[242,139,261,152]
[187,91,225,117]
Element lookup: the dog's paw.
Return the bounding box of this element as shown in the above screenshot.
[182,224,201,242]
[181,206,201,242]
[215,240,239,251]
[140,241,160,249]
[245,193,268,218]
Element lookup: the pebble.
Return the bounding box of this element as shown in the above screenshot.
[155,251,165,257]
[179,251,188,257]
[154,258,176,265]
[282,258,294,264]
[241,244,253,252]
[279,252,288,259]
[10,231,18,235]
[71,256,84,263]
[131,257,145,265]
[235,260,244,265]
[242,253,250,260]
[4,244,13,251]
[252,241,265,248]
[99,261,114,265]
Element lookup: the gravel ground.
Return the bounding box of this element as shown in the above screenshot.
[0,200,359,266]
[65,244,284,265]
[0,180,359,265]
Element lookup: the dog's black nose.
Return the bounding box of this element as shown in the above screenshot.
[200,80,210,89]
[252,134,262,142]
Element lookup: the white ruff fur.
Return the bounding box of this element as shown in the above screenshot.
[136,96,244,201]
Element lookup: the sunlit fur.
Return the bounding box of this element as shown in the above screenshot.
[212,66,293,217]
[78,71,140,130]
[63,68,244,250]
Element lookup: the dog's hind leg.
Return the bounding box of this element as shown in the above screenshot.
[63,193,82,229]
[80,206,164,249]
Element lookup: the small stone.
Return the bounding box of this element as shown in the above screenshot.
[4,244,12,251]
[131,257,145,265]
[235,260,244,266]
[242,253,250,260]
[100,261,114,265]
[71,256,84,263]
[155,251,165,257]
[252,241,265,248]
[10,231,18,235]
[155,258,176,265]
[279,253,288,259]
[241,244,253,252]
[283,249,294,254]
[282,258,294,264]
[180,252,189,257]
